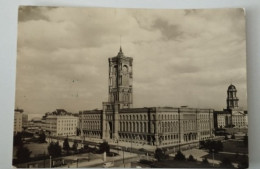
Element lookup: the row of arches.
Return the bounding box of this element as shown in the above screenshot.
[82,130,102,138]
[183,133,197,142]
[183,120,196,131]
[118,133,156,145]
[82,115,101,120]
[120,114,148,121]
[83,121,101,130]
[120,121,148,133]
[158,121,179,133]
[199,121,210,130]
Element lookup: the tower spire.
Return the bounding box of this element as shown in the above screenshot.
[117,46,124,57]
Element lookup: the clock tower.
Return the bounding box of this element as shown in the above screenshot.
[108,47,133,108]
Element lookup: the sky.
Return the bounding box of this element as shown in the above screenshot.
[15,6,247,118]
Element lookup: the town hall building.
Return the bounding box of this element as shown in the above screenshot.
[79,47,214,148]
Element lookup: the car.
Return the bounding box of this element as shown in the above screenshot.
[114,146,122,150]
[103,162,114,168]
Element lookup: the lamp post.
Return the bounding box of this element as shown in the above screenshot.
[43,151,46,168]
[131,135,133,153]
[212,149,215,167]
[49,156,52,168]
[123,147,125,168]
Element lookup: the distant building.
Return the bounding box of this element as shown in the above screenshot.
[42,109,78,136]
[214,84,248,128]
[79,48,214,149]
[14,109,24,134]
[22,113,28,128]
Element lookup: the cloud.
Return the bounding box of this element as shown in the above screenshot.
[15,7,247,116]
[152,18,183,41]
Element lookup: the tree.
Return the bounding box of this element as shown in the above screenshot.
[72,140,78,153]
[199,140,205,149]
[187,155,196,162]
[76,128,81,136]
[174,151,186,161]
[225,135,229,140]
[38,132,46,143]
[243,134,248,147]
[84,144,89,150]
[48,141,62,158]
[202,157,209,164]
[220,157,233,168]
[154,148,164,161]
[99,141,110,154]
[204,140,223,153]
[13,132,23,147]
[63,138,70,154]
[238,155,249,169]
[16,145,31,163]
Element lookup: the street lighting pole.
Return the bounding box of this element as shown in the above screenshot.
[212,149,215,167]
[131,135,132,153]
[123,147,125,168]
[50,156,52,168]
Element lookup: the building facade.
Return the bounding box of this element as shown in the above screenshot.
[79,47,214,148]
[42,109,78,136]
[14,109,24,134]
[214,84,248,128]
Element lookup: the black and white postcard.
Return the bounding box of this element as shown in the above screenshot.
[13,6,248,168]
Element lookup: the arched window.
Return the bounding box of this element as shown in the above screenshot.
[168,122,170,132]
[126,122,128,132]
[137,123,139,132]
[162,122,164,133]
[133,122,135,132]
[128,122,130,132]
[144,122,147,132]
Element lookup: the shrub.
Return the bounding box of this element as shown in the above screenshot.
[13,132,23,147]
[16,145,31,163]
[202,157,209,164]
[154,148,165,161]
[63,138,70,154]
[38,132,46,143]
[238,155,249,169]
[187,155,196,162]
[220,157,233,168]
[48,141,62,158]
[174,151,186,161]
[99,141,110,154]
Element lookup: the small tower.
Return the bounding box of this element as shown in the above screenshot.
[226,84,239,110]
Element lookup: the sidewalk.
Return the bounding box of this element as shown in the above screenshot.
[60,149,138,168]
